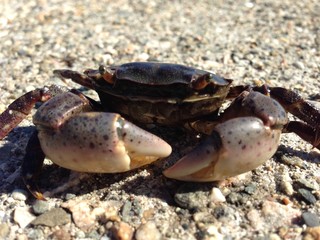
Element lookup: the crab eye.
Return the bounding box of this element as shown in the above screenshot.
[99,65,107,75]
[208,73,214,81]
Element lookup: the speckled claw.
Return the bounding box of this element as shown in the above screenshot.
[35,95,172,172]
[20,89,171,198]
[164,117,281,181]
[164,91,287,181]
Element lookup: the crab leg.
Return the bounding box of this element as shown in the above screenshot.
[164,90,288,181]
[0,85,67,140]
[0,88,50,139]
[268,87,320,149]
[53,69,97,89]
[21,130,46,200]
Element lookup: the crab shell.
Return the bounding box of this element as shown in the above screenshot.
[56,62,233,125]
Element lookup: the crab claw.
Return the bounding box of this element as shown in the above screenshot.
[163,117,282,181]
[37,112,172,173]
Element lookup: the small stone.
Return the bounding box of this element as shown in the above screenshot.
[75,230,86,239]
[31,208,71,227]
[104,205,121,222]
[0,223,10,239]
[304,226,320,240]
[247,209,264,231]
[282,197,291,205]
[65,193,76,200]
[302,212,320,227]
[14,207,36,228]
[244,183,257,195]
[137,52,149,61]
[226,192,249,206]
[298,189,317,204]
[64,200,96,232]
[174,183,210,210]
[206,224,223,239]
[51,229,72,240]
[293,61,305,70]
[112,221,134,240]
[27,229,44,240]
[297,179,319,191]
[210,188,226,203]
[280,155,306,168]
[280,181,294,196]
[121,201,132,222]
[135,222,161,240]
[32,200,50,215]
[261,201,301,228]
[11,189,28,201]
[193,211,215,222]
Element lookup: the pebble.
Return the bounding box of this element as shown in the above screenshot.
[304,226,320,240]
[11,189,28,201]
[302,212,320,227]
[27,229,44,240]
[31,208,71,227]
[174,183,210,210]
[111,221,134,240]
[135,222,161,240]
[206,224,223,239]
[65,193,76,200]
[293,61,305,70]
[280,171,294,195]
[226,192,249,206]
[298,188,317,204]
[244,183,257,195]
[121,201,133,222]
[63,200,97,232]
[14,207,36,228]
[32,200,50,215]
[280,155,306,168]
[51,229,72,240]
[261,201,301,228]
[210,188,226,203]
[297,179,319,191]
[280,181,294,196]
[247,209,264,231]
[0,223,10,239]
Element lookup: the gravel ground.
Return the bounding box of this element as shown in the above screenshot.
[0,0,320,239]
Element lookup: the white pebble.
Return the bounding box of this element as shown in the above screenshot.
[210,188,226,203]
[13,207,36,228]
[12,189,28,201]
[135,222,161,240]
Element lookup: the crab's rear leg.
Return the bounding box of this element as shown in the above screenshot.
[21,130,46,200]
[0,85,65,140]
[268,87,320,149]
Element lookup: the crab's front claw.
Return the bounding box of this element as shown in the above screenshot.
[164,117,282,181]
[37,112,172,174]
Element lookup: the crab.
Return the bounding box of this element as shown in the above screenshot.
[0,62,319,199]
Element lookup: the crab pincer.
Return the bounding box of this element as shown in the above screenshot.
[164,90,288,181]
[33,92,172,173]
